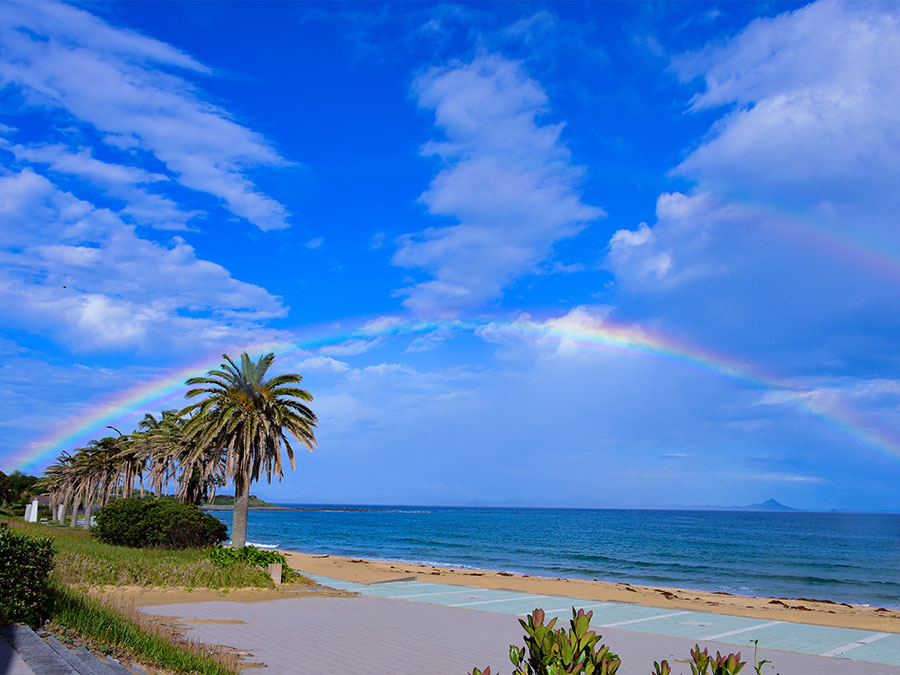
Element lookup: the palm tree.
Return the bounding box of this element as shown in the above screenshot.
[182,352,317,547]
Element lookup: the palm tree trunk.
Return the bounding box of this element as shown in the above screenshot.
[232,476,250,548]
[82,488,95,529]
[70,492,81,528]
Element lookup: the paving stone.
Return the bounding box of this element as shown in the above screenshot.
[0,629,37,675]
[1,625,75,675]
[141,595,900,675]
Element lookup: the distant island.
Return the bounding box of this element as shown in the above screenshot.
[740,498,795,511]
[666,498,798,512]
[200,494,284,510]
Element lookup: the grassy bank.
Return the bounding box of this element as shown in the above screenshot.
[48,582,239,675]
[3,517,283,589]
[2,517,310,674]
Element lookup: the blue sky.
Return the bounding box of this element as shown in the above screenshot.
[1,0,898,510]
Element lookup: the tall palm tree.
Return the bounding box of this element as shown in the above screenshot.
[182,352,317,547]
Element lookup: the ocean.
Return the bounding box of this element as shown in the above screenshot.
[210,506,900,608]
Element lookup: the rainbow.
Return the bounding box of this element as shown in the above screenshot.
[8,314,899,473]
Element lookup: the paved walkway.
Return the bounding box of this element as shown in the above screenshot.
[0,635,35,675]
[140,575,900,674]
[308,574,900,666]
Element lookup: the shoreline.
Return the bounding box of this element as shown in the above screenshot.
[281,550,900,634]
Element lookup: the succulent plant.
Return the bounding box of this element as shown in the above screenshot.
[690,644,746,675]
[507,608,621,675]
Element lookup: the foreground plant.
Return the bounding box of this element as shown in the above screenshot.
[472,610,768,675]
[0,522,54,626]
[471,608,620,675]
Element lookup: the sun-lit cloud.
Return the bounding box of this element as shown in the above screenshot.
[0,169,286,352]
[0,0,293,231]
[394,54,603,314]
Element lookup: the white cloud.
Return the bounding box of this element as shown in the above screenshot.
[671,0,900,231]
[304,237,324,250]
[0,0,292,231]
[0,169,286,352]
[394,54,603,314]
[318,338,382,356]
[291,356,351,374]
[4,142,198,230]
[730,472,824,484]
[604,0,900,383]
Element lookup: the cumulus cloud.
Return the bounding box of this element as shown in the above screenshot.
[0,169,286,352]
[672,0,900,230]
[605,0,900,378]
[0,0,291,230]
[3,142,198,230]
[394,54,603,314]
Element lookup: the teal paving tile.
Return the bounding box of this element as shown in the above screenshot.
[462,596,569,616]
[583,604,681,626]
[305,573,900,666]
[741,623,871,655]
[362,583,457,597]
[621,612,767,640]
[851,634,900,664]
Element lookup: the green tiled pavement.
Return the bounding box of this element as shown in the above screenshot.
[307,573,900,666]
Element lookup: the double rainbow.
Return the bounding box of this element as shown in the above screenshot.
[8,315,898,473]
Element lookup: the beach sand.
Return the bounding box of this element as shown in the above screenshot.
[282,550,900,634]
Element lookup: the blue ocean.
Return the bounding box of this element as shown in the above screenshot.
[211,506,900,608]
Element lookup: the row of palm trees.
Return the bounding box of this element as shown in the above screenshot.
[39,352,317,547]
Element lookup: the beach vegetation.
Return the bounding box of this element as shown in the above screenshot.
[2,517,278,589]
[508,608,621,675]
[182,352,317,547]
[92,498,227,549]
[472,610,761,675]
[207,543,305,582]
[687,645,746,675]
[0,522,55,627]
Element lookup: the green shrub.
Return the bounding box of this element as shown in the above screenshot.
[0,522,55,626]
[93,499,227,549]
[207,545,303,582]
[471,611,757,675]
[509,608,620,675]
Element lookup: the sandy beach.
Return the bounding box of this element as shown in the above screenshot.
[282,550,900,634]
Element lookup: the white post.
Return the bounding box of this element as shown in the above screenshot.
[27,499,39,522]
[57,504,67,523]
[24,503,32,522]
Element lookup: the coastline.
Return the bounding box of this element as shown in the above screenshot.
[282,550,900,634]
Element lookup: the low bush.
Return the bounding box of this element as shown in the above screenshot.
[0,522,55,627]
[92,499,227,549]
[207,545,304,582]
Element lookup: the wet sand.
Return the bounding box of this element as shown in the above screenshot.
[282,550,900,633]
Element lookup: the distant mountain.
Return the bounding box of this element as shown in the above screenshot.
[741,498,795,511]
[651,498,800,512]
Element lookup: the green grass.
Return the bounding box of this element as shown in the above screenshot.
[2,517,311,675]
[1,517,308,589]
[47,582,238,675]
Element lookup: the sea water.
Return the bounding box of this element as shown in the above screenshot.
[211,506,900,608]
